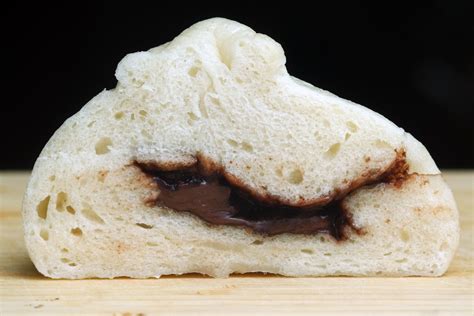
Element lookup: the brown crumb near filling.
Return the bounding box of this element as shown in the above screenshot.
[381,149,409,188]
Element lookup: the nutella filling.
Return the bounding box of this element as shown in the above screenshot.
[135,151,407,240]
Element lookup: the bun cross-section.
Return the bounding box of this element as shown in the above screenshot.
[23,18,459,278]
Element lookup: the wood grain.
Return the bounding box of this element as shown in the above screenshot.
[0,171,472,315]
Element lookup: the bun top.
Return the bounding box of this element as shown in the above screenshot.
[33,18,439,205]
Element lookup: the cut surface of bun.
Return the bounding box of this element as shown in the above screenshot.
[23,18,459,278]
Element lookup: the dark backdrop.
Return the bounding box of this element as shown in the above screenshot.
[3,1,473,169]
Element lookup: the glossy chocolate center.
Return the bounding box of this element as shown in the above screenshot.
[135,162,350,239]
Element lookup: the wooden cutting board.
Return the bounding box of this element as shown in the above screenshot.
[0,171,472,315]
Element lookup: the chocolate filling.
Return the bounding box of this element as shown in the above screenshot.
[135,151,407,240]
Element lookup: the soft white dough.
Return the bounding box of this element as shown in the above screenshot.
[23,18,458,278]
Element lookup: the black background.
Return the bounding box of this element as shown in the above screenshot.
[2,1,473,169]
